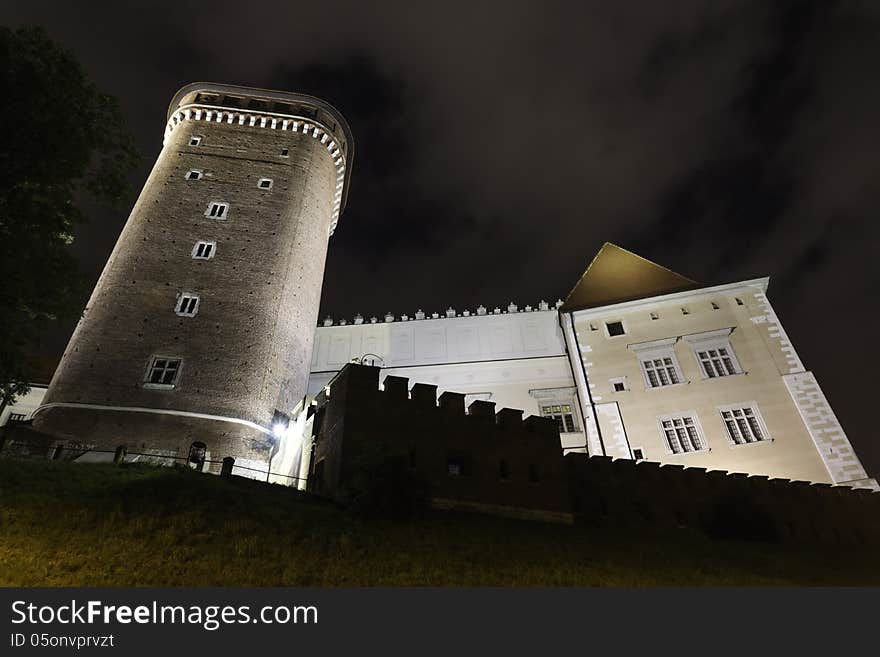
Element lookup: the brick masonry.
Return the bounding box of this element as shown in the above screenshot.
[33,86,351,467]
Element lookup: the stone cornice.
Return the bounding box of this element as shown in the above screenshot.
[164,103,349,234]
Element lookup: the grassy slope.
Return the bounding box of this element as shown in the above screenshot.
[0,459,876,586]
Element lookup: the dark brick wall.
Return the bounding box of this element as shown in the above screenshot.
[309,364,572,519]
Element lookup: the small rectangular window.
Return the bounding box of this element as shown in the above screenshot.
[175,293,200,317]
[8,413,27,423]
[681,307,690,315]
[711,301,720,310]
[633,448,645,461]
[613,381,626,392]
[650,312,659,320]
[205,202,228,219]
[735,297,744,306]
[258,177,273,190]
[192,240,216,260]
[186,170,203,180]
[280,148,289,157]
[145,357,182,387]
[606,321,625,336]
[189,136,202,146]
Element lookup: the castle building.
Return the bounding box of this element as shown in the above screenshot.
[2,83,875,491]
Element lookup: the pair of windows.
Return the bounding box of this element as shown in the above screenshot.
[631,330,742,389]
[186,170,274,192]
[658,405,769,454]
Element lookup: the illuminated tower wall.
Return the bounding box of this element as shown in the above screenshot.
[33,83,353,472]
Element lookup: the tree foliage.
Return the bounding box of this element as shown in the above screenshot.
[0,26,138,406]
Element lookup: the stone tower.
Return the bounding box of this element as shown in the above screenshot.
[33,83,353,474]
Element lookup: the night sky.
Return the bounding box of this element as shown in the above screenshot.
[3,1,878,477]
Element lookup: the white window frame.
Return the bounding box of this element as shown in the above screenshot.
[175,292,200,317]
[718,402,772,446]
[280,148,289,157]
[185,169,203,181]
[143,356,183,389]
[189,135,203,146]
[529,387,582,434]
[609,376,629,393]
[629,337,686,390]
[191,240,216,260]
[257,177,274,190]
[683,328,743,379]
[657,412,708,455]
[204,201,229,220]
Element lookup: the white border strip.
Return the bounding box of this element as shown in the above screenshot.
[32,402,272,436]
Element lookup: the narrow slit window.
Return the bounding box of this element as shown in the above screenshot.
[192,240,216,260]
[175,293,200,317]
[205,202,228,219]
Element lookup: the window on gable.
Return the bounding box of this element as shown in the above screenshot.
[189,136,202,146]
[186,169,203,180]
[541,404,578,433]
[192,240,216,260]
[145,357,182,387]
[659,414,705,454]
[720,405,769,445]
[684,329,742,379]
[175,293,200,317]
[205,202,228,219]
[258,177,273,190]
[606,321,625,337]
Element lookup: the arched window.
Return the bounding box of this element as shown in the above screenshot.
[188,441,207,471]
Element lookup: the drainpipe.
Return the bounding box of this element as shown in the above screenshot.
[560,310,606,456]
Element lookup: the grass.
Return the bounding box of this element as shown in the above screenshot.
[0,458,877,586]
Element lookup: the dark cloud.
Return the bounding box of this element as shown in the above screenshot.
[2,0,878,476]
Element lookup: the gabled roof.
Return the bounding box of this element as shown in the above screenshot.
[560,243,699,312]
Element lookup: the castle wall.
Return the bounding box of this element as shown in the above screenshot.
[564,281,876,488]
[309,364,573,521]
[307,307,588,453]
